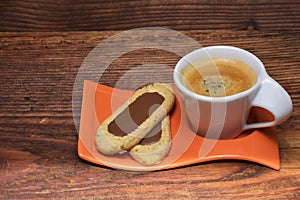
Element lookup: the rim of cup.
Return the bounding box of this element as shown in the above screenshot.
[173,45,267,103]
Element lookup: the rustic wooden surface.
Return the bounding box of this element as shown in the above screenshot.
[0,0,300,199]
[0,0,300,31]
[1,30,299,199]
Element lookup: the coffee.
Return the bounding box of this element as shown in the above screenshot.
[180,58,256,97]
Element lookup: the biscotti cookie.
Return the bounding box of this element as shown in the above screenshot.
[95,83,175,155]
[129,116,172,165]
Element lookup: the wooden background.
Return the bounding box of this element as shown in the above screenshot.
[0,0,300,31]
[1,0,300,199]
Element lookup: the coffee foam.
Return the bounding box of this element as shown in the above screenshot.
[181,58,256,97]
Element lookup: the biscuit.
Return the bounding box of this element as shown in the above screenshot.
[95,83,175,155]
[129,116,172,165]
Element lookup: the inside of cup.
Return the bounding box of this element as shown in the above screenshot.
[174,46,267,100]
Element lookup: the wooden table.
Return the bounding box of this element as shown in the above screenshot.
[1,30,299,199]
[1,1,300,199]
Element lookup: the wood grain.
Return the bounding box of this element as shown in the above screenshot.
[0,31,300,199]
[0,0,300,31]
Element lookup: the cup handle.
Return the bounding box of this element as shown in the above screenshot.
[244,76,293,130]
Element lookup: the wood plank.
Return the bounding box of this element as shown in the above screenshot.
[0,0,300,31]
[1,139,299,199]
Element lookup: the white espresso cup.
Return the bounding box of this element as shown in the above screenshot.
[174,46,293,139]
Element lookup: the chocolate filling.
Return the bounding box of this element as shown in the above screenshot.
[140,122,162,145]
[108,92,165,137]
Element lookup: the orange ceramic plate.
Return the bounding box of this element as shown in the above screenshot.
[78,80,280,171]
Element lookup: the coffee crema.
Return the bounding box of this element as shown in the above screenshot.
[180,58,256,97]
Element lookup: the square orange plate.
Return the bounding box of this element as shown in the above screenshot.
[78,80,280,171]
